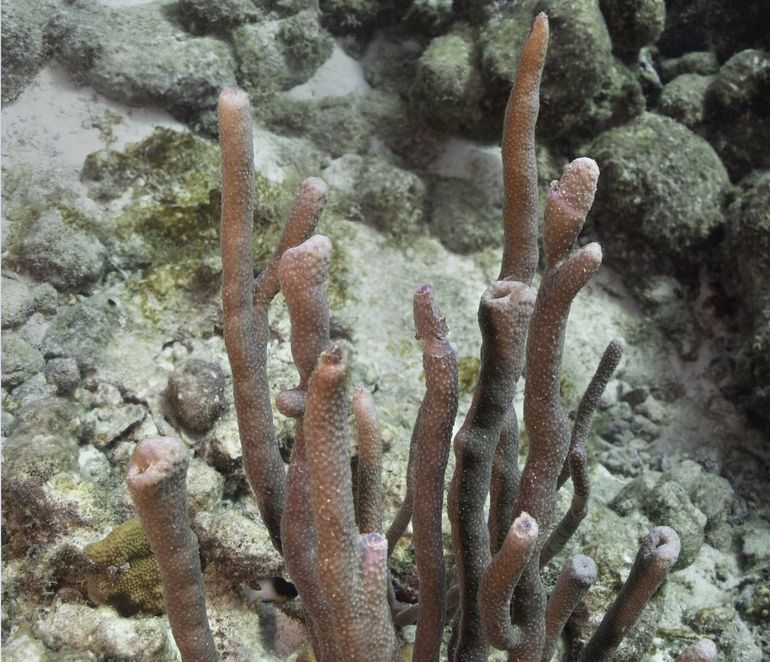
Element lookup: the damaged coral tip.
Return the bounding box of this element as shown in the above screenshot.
[128,436,185,482]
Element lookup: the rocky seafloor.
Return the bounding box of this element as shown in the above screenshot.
[1,0,769,660]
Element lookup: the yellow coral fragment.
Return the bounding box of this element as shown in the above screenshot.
[84,518,164,615]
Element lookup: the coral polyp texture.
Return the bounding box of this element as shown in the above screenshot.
[4,1,769,661]
[128,15,693,662]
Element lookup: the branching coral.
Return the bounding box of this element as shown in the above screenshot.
[125,12,701,662]
[127,436,217,662]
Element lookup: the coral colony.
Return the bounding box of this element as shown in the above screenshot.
[126,14,715,662]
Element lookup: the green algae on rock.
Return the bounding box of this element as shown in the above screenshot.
[588,112,729,278]
[47,0,236,132]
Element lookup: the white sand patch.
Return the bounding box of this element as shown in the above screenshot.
[2,65,180,173]
[286,45,370,101]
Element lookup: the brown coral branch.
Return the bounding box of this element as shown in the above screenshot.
[543,338,624,564]
[358,533,399,660]
[505,157,601,662]
[353,387,384,535]
[558,337,624,489]
[127,437,218,662]
[218,85,327,552]
[411,284,459,662]
[448,280,534,661]
[500,12,549,284]
[579,526,681,661]
[541,555,597,662]
[276,234,333,417]
[276,233,337,661]
[304,347,397,660]
[478,513,540,651]
[540,447,590,568]
[489,407,522,555]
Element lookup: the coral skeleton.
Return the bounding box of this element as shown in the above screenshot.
[127,12,697,662]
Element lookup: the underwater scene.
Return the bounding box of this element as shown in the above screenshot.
[1,0,769,660]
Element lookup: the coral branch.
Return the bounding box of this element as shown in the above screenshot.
[579,526,681,661]
[478,513,539,652]
[540,447,590,567]
[449,281,534,661]
[127,437,217,662]
[353,387,384,535]
[219,85,328,551]
[411,284,459,662]
[541,555,597,662]
[276,233,337,660]
[500,12,549,284]
[503,158,600,662]
[304,347,397,660]
[276,234,332,417]
[559,337,625,488]
[358,533,399,659]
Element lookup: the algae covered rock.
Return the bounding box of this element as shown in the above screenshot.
[319,0,406,35]
[658,73,712,128]
[736,306,770,427]
[724,170,770,425]
[1,277,37,330]
[659,51,719,82]
[704,49,770,180]
[411,29,486,136]
[599,0,665,58]
[0,0,58,103]
[33,603,175,661]
[9,209,106,294]
[1,277,57,330]
[233,10,333,96]
[635,275,702,361]
[47,0,236,132]
[1,399,82,552]
[44,357,81,397]
[178,0,261,34]
[264,94,374,157]
[323,153,427,238]
[82,127,222,271]
[167,359,226,434]
[1,633,50,662]
[613,476,707,569]
[194,508,283,587]
[41,299,119,374]
[82,399,146,449]
[426,177,501,253]
[588,112,729,277]
[662,460,734,551]
[402,0,454,35]
[1,398,80,481]
[659,0,769,61]
[2,333,45,389]
[724,170,770,316]
[357,156,426,237]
